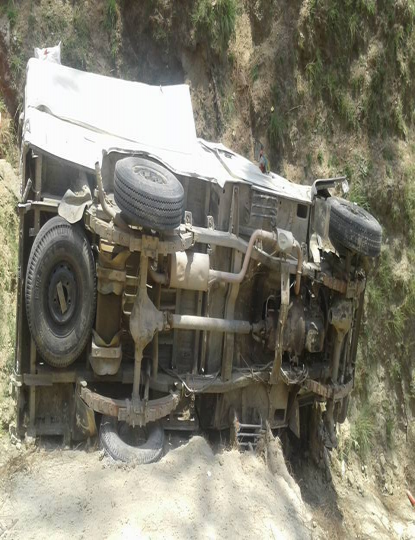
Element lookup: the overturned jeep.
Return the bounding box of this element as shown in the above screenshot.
[13,59,381,461]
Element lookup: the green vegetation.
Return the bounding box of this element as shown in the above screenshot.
[65,4,91,69]
[268,110,285,149]
[0,111,17,168]
[0,169,18,396]
[192,0,237,55]
[250,64,259,82]
[299,0,415,136]
[223,90,236,122]
[105,0,118,31]
[351,404,375,459]
[6,1,17,27]
[104,0,121,60]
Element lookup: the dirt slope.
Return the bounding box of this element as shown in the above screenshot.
[1,434,414,540]
[0,437,316,540]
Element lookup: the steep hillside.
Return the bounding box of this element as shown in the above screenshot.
[0,0,414,511]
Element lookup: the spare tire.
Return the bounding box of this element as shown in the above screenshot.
[25,216,96,368]
[100,416,164,464]
[114,157,184,231]
[327,197,382,257]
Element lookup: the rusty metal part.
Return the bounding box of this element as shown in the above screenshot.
[293,240,302,295]
[302,378,353,400]
[168,313,252,334]
[130,255,163,399]
[325,299,353,445]
[99,245,131,267]
[21,178,33,204]
[87,212,302,286]
[232,415,265,450]
[152,280,162,378]
[86,212,194,255]
[271,262,290,382]
[80,385,180,425]
[312,197,331,241]
[72,383,97,440]
[311,176,346,198]
[150,230,299,293]
[329,300,353,335]
[130,290,165,348]
[209,229,276,283]
[96,265,126,295]
[18,200,59,215]
[282,298,306,357]
[222,246,243,380]
[205,226,302,295]
[192,226,297,273]
[170,251,210,291]
[21,365,270,394]
[89,330,122,376]
[148,265,168,285]
[95,247,129,347]
[95,162,117,220]
[319,272,366,299]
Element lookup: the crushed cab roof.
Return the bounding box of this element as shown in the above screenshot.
[23,58,312,203]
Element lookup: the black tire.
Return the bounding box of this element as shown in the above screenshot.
[114,157,184,231]
[328,197,382,257]
[25,216,96,368]
[100,416,164,464]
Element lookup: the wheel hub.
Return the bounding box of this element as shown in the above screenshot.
[48,263,77,325]
[133,165,167,185]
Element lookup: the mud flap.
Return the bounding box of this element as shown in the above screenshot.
[71,383,97,441]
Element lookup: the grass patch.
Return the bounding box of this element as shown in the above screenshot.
[6,0,17,27]
[105,0,118,31]
[299,0,415,137]
[0,116,18,168]
[351,404,375,459]
[251,64,259,82]
[268,110,285,149]
[192,0,237,55]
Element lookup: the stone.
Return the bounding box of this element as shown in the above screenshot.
[346,470,355,487]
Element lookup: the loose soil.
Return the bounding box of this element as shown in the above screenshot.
[0,433,414,540]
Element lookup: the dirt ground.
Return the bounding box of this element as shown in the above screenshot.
[0,432,414,540]
[0,435,316,540]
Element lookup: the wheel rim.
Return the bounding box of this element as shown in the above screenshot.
[132,165,167,185]
[118,423,148,446]
[47,262,77,326]
[338,200,370,222]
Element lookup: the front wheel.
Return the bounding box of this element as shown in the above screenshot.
[327,197,382,257]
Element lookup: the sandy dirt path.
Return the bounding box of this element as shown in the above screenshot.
[0,436,317,540]
[1,433,415,539]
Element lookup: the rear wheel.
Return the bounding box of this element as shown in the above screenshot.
[25,216,96,368]
[100,416,164,464]
[114,157,184,231]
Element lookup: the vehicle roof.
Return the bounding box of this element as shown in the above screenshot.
[23,58,312,203]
